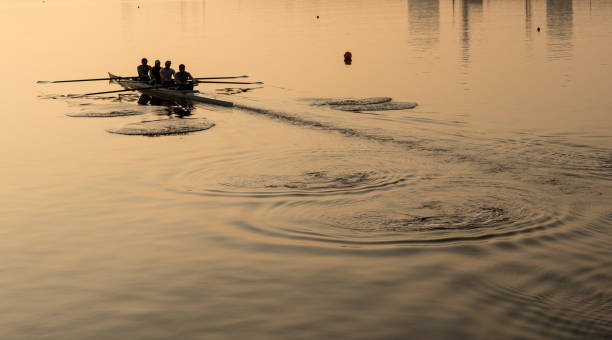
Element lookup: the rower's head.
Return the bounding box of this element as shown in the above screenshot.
[165,60,171,68]
[179,64,185,71]
[141,58,148,65]
[155,60,161,66]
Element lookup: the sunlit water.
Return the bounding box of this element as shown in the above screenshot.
[1,0,611,338]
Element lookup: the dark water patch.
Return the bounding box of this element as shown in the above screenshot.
[66,101,171,118]
[67,110,146,118]
[332,101,418,112]
[165,106,195,117]
[216,87,264,95]
[39,93,117,101]
[107,118,214,136]
[116,93,142,102]
[303,97,393,106]
[37,93,67,100]
[369,206,510,233]
[38,92,141,102]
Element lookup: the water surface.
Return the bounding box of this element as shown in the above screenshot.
[1,0,611,338]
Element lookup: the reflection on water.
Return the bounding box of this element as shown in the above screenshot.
[525,0,533,40]
[460,0,483,66]
[408,0,440,51]
[547,0,573,60]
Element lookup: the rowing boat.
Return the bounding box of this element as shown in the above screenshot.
[108,73,234,107]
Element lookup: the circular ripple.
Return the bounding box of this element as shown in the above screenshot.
[107,118,214,136]
[332,101,418,112]
[160,146,418,198]
[304,97,393,106]
[179,168,409,198]
[232,178,576,246]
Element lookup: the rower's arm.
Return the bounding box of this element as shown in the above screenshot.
[188,72,197,84]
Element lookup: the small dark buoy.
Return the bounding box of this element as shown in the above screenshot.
[537,26,540,32]
[344,51,352,65]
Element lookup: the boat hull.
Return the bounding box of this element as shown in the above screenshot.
[108,73,233,107]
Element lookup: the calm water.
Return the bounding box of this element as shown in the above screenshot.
[1,0,612,338]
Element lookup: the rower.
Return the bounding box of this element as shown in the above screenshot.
[174,64,196,91]
[159,60,175,86]
[150,60,162,84]
[137,58,151,81]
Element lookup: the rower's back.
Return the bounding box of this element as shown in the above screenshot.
[137,58,151,81]
[175,64,194,90]
[160,60,175,85]
[150,60,162,84]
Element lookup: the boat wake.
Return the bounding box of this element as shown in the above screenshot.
[300,96,418,112]
[148,95,612,249]
[304,97,393,106]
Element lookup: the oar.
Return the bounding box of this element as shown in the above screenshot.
[67,84,176,98]
[37,77,137,84]
[40,75,248,83]
[197,80,263,85]
[196,75,248,80]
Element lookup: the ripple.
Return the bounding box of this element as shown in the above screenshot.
[331,101,419,112]
[470,136,612,182]
[229,178,575,246]
[107,118,214,136]
[303,97,393,106]
[67,109,146,117]
[470,273,612,339]
[215,170,408,197]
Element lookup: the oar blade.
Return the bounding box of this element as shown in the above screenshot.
[67,94,85,98]
[37,80,52,84]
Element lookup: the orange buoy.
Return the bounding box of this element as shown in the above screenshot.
[344,51,352,60]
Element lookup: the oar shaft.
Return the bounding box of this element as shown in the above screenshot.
[68,84,175,97]
[197,81,263,85]
[196,75,248,80]
[38,77,136,84]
